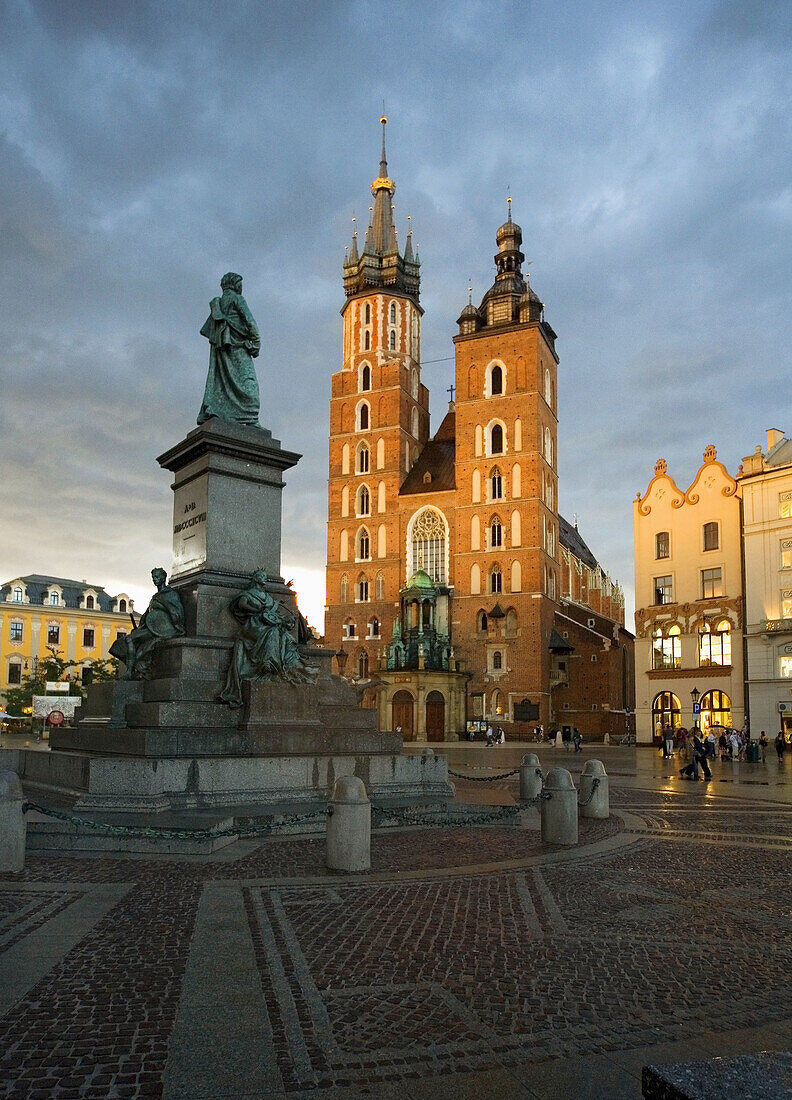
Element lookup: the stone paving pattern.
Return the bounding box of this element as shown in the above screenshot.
[1,747,791,1098]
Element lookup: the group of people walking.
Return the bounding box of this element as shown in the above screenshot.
[660,724,788,780]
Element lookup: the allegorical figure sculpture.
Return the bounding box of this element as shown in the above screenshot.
[198,272,261,425]
[110,568,185,679]
[219,570,317,707]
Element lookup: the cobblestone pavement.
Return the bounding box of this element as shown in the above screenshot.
[1,751,791,1098]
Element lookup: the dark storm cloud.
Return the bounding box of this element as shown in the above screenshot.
[1,0,790,623]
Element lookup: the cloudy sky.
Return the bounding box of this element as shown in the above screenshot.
[1,0,790,629]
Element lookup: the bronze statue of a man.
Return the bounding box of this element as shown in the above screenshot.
[110,568,185,680]
[198,272,261,425]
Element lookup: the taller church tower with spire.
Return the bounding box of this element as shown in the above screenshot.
[325,118,427,675]
[325,127,633,741]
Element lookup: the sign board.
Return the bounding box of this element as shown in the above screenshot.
[33,695,81,719]
[513,698,539,722]
[692,703,701,715]
[46,710,64,726]
[171,474,209,577]
[45,681,70,694]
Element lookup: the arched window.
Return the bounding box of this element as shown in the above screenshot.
[472,468,481,503]
[512,463,521,497]
[340,574,349,603]
[342,443,350,474]
[12,586,22,602]
[490,364,503,395]
[377,524,386,557]
[475,424,483,456]
[85,595,94,609]
[357,443,370,473]
[357,484,370,516]
[490,467,502,500]
[341,485,350,516]
[369,617,381,638]
[492,690,503,717]
[477,610,488,632]
[514,418,522,451]
[364,330,370,350]
[493,651,503,670]
[357,528,370,560]
[119,599,127,612]
[652,692,681,736]
[375,572,385,600]
[389,329,396,350]
[411,407,419,437]
[408,508,447,583]
[700,690,732,730]
[489,516,502,549]
[544,427,553,466]
[357,574,369,601]
[470,563,481,595]
[340,529,349,560]
[490,423,504,455]
[357,650,369,679]
[344,620,356,639]
[699,620,731,666]
[652,624,681,670]
[411,369,419,399]
[510,560,522,592]
[390,302,397,324]
[357,402,370,431]
[49,592,59,606]
[490,565,502,594]
[470,515,480,551]
[360,363,371,391]
[544,368,551,405]
[511,509,521,547]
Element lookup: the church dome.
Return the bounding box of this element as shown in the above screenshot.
[404,568,435,591]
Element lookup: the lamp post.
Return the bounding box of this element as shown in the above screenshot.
[690,686,700,731]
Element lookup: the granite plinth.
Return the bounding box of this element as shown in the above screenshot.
[642,1051,792,1099]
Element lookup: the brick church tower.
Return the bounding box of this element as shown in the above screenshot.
[325,118,426,679]
[451,202,561,724]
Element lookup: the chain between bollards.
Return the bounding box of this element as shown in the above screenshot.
[447,768,521,782]
[577,776,600,808]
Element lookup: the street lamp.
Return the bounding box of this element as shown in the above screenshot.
[690,686,700,731]
[690,686,700,705]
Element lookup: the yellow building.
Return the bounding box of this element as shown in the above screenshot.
[633,447,744,744]
[0,574,134,703]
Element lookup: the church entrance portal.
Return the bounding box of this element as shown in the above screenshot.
[392,690,415,740]
[425,691,445,741]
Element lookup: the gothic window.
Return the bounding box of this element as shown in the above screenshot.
[364,330,370,350]
[703,522,719,551]
[411,369,419,399]
[357,442,370,473]
[357,402,370,431]
[389,329,396,350]
[490,468,502,500]
[340,574,349,603]
[470,515,480,551]
[512,463,521,497]
[477,610,488,632]
[511,560,522,592]
[470,563,481,594]
[655,531,670,559]
[357,574,369,602]
[472,468,481,502]
[411,407,419,437]
[342,443,350,474]
[490,364,503,395]
[375,572,385,600]
[544,427,553,467]
[511,510,521,546]
[408,508,447,583]
[364,303,371,324]
[490,423,504,455]
[544,368,551,405]
[340,529,349,560]
[357,650,369,679]
[357,485,370,516]
[357,528,371,560]
[489,516,502,549]
[10,620,23,642]
[390,302,397,324]
[490,565,502,594]
[493,651,503,670]
[360,363,371,391]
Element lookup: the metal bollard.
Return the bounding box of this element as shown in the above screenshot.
[326,775,371,872]
[0,770,26,873]
[519,753,543,803]
[540,767,578,846]
[579,759,609,819]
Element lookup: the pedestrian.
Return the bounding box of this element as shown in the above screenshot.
[759,731,768,763]
[496,725,506,745]
[485,723,495,748]
[664,725,675,758]
[775,731,785,762]
[573,727,582,752]
[729,730,741,761]
[694,730,712,780]
[562,726,572,752]
[718,730,729,761]
[679,734,699,780]
[705,730,716,758]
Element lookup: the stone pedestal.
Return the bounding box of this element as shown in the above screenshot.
[27,416,454,835]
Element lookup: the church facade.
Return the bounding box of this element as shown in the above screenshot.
[325,123,633,741]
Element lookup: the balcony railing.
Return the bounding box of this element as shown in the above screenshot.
[549,669,568,685]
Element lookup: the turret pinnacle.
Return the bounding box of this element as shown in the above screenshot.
[342,117,421,307]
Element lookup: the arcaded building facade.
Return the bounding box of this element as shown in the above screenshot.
[325,124,633,740]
